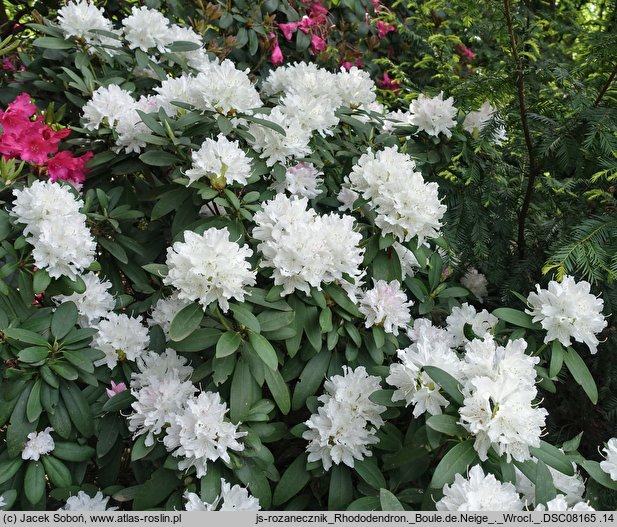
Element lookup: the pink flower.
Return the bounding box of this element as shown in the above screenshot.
[310,34,327,54]
[269,33,284,65]
[371,0,382,10]
[455,44,476,62]
[378,72,401,91]
[341,58,363,71]
[278,22,298,41]
[376,20,396,39]
[2,57,17,72]
[106,380,127,398]
[47,150,94,185]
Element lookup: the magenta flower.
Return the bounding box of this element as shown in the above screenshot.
[376,20,396,39]
[310,34,326,54]
[378,72,401,91]
[278,22,298,41]
[47,150,94,185]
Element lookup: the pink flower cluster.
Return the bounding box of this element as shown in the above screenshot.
[0,93,92,185]
[273,0,330,65]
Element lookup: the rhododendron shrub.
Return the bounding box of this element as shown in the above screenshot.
[0,1,614,514]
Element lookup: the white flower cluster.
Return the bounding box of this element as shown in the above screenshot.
[445,303,498,347]
[461,267,489,303]
[128,349,196,447]
[147,292,191,338]
[526,275,607,354]
[57,0,120,51]
[387,319,460,417]
[271,162,323,199]
[515,460,586,508]
[359,279,413,335]
[600,438,617,480]
[535,496,594,511]
[11,181,96,280]
[155,61,262,116]
[164,228,256,313]
[164,391,247,478]
[127,349,245,477]
[92,312,150,369]
[436,465,524,511]
[184,479,260,511]
[81,85,154,153]
[408,92,457,138]
[59,491,118,511]
[303,366,386,470]
[253,194,364,299]
[458,337,547,462]
[53,271,115,327]
[185,134,252,188]
[22,427,55,461]
[463,101,507,144]
[59,2,206,64]
[346,146,446,246]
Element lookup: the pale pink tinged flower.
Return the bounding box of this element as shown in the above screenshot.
[106,380,127,398]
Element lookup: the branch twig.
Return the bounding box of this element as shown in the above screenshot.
[594,62,617,107]
[504,0,538,259]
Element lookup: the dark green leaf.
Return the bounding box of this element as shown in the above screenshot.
[42,456,72,488]
[24,461,46,504]
[273,454,310,506]
[248,331,278,370]
[423,366,464,406]
[562,347,598,404]
[492,308,540,329]
[216,331,242,358]
[169,303,203,342]
[429,440,478,488]
[379,489,405,511]
[51,302,78,340]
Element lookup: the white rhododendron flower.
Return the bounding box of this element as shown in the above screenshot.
[22,427,55,461]
[253,194,364,299]
[461,267,489,302]
[347,146,446,246]
[446,303,498,347]
[336,66,377,107]
[184,480,260,511]
[57,0,120,50]
[59,491,118,511]
[408,92,457,138]
[82,85,137,130]
[164,392,246,478]
[185,134,252,187]
[600,438,617,480]
[526,275,607,353]
[436,465,524,511]
[359,279,413,335]
[122,6,173,53]
[11,181,95,279]
[147,292,191,338]
[392,242,420,279]
[304,366,385,471]
[515,460,586,507]
[92,313,150,369]
[535,495,595,511]
[164,228,256,312]
[128,350,196,446]
[247,107,312,166]
[458,337,547,462]
[463,102,496,134]
[387,320,461,417]
[193,60,262,114]
[271,162,323,199]
[53,272,115,327]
